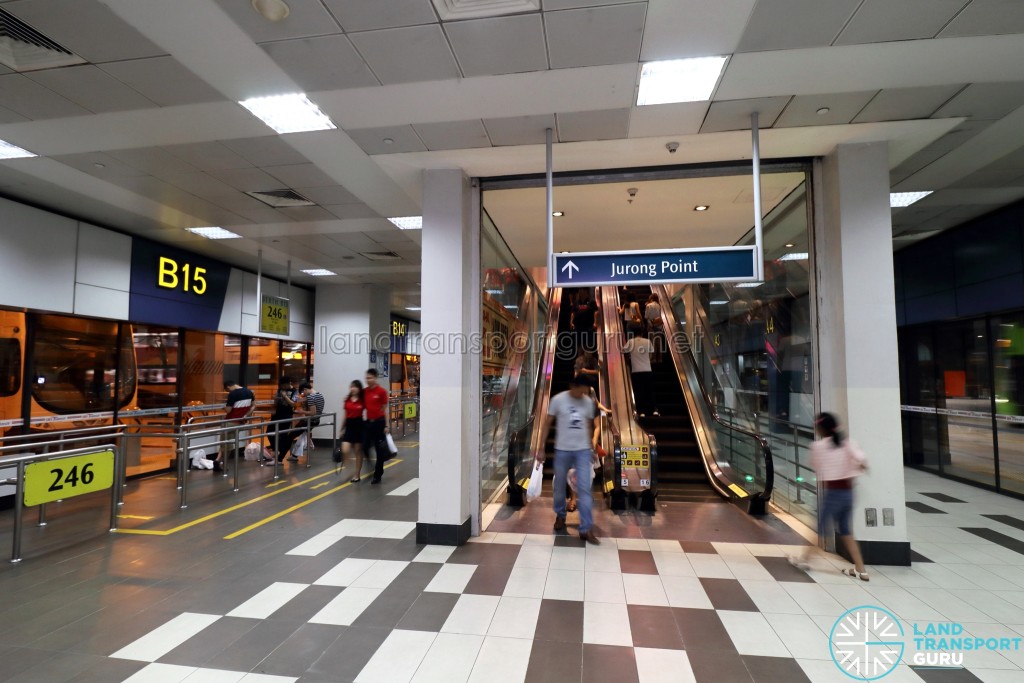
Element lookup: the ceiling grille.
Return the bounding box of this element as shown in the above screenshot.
[360,251,401,261]
[0,7,86,72]
[431,0,539,21]
[245,189,316,208]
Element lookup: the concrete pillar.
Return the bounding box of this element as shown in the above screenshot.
[417,169,481,544]
[816,142,909,565]
[314,285,390,443]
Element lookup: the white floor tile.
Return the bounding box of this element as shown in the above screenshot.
[913,587,998,622]
[424,564,477,593]
[356,629,436,683]
[944,565,1021,591]
[873,566,938,589]
[712,542,752,556]
[441,594,501,635]
[514,546,553,569]
[487,597,542,639]
[584,571,626,604]
[386,479,420,496]
[652,552,695,577]
[584,547,621,573]
[818,582,877,611]
[309,587,383,626]
[377,521,417,539]
[660,576,713,610]
[718,610,790,657]
[583,602,633,646]
[286,534,345,557]
[739,579,804,614]
[503,567,547,598]
[466,636,533,683]
[971,670,1024,683]
[184,669,247,683]
[549,546,586,571]
[634,648,695,683]
[236,674,298,683]
[781,582,847,617]
[910,563,984,589]
[313,558,376,587]
[615,538,651,551]
[864,585,945,621]
[950,590,1024,623]
[112,613,221,662]
[744,544,787,557]
[762,612,830,659]
[227,582,307,619]
[982,565,1024,589]
[121,663,197,683]
[492,533,527,545]
[647,540,683,553]
[686,553,733,579]
[721,554,774,581]
[349,519,393,538]
[469,532,497,544]
[543,569,585,602]
[522,534,555,546]
[623,573,669,606]
[351,560,410,589]
[410,633,484,683]
[413,545,457,564]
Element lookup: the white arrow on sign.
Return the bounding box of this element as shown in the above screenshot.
[561,260,579,279]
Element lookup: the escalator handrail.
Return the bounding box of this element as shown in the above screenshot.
[654,284,774,502]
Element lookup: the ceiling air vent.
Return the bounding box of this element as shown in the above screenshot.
[360,251,401,261]
[431,0,539,20]
[0,7,86,72]
[245,189,316,208]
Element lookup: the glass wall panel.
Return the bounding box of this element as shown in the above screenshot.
[992,313,1024,495]
[899,325,944,471]
[280,341,307,392]
[0,309,24,429]
[182,330,228,408]
[134,326,180,410]
[248,338,281,402]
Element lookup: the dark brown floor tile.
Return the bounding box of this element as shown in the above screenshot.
[907,501,946,514]
[396,592,460,632]
[700,578,759,611]
[525,639,582,683]
[962,527,1024,556]
[65,657,147,683]
[257,623,346,676]
[269,585,345,622]
[553,535,586,548]
[688,651,754,683]
[911,550,933,563]
[348,537,421,561]
[351,566,440,629]
[203,617,307,671]
[680,541,717,553]
[627,604,684,650]
[159,616,261,667]
[582,644,638,683]
[743,656,811,683]
[921,493,966,503]
[673,607,739,653]
[448,543,522,565]
[306,625,392,681]
[534,599,584,643]
[982,514,1024,533]
[756,557,815,583]
[910,666,985,682]
[619,549,659,574]
[463,562,515,596]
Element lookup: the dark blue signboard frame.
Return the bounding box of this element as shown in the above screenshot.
[552,246,757,287]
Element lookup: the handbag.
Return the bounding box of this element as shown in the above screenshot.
[526,461,544,501]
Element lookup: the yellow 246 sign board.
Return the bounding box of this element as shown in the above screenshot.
[23,450,115,507]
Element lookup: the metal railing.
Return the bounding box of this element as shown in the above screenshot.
[389,397,420,437]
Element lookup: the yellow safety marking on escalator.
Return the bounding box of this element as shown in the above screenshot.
[113,467,342,536]
[400,442,419,447]
[266,480,288,488]
[604,479,614,493]
[727,483,749,498]
[224,459,403,539]
[310,482,331,490]
[117,514,154,520]
[519,478,530,489]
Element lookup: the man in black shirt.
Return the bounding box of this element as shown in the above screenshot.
[571,292,599,355]
[217,382,255,471]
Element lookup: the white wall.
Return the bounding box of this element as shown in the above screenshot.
[0,196,77,313]
[75,223,132,320]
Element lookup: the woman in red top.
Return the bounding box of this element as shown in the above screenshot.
[339,380,366,483]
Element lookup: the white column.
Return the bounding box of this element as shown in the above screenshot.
[816,142,909,565]
[418,169,481,544]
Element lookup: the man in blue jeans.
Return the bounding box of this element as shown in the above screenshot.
[536,374,600,544]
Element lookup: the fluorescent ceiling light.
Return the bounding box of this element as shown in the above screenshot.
[302,269,335,276]
[0,140,37,159]
[694,205,709,212]
[388,216,423,230]
[406,306,421,311]
[552,211,564,217]
[778,252,808,261]
[710,300,730,305]
[735,282,763,288]
[185,226,241,239]
[636,56,727,106]
[239,93,336,134]
[890,191,932,208]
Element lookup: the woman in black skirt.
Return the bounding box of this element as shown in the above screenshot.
[340,380,365,482]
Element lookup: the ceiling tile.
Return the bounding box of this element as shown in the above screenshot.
[640,0,756,61]
[26,65,157,114]
[106,147,203,179]
[51,151,149,178]
[940,0,1024,37]
[545,0,631,7]
[699,96,791,133]
[444,14,547,77]
[274,205,339,222]
[222,136,310,167]
[349,25,460,84]
[331,233,386,250]
[0,73,91,119]
[412,120,491,150]
[774,91,877,128]
[295,185,362,206]
[853,85,965,123]
[159,171,238,201]
[347,125,427,154]
[545,4,646,69]
[289,234,361,259]
[482,114,556,145]
[836,0,969,45]
[163,142,254,172]
[557,108,629,142]
[735,0,861,52]
[261,35,380,91]
[933,82,1024,120]
[99,56,227,106]
[265,162,339,187]
[3,0,166,62]
[627,102,710,138]
[324,204,382,220]
[322,0,438,31]
[206,167,283,192]
[0,103,28,124]
[212,0,342,42]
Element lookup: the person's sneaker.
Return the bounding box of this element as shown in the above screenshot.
[370,478,381,485]
[553,516,566,532]
[286,456,299,462]
[579,529,601,545]
[652,410,661,416]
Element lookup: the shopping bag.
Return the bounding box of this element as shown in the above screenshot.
[526,461,544,501]
[385,433,399,457]
[243,443,261,461]
[292,432,307,457]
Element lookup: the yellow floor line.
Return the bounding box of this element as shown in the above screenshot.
[116,514,154,520]
[223,459,403,540]
[310,482,330,490]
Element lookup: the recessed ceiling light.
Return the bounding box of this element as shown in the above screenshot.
[252,0,290,22]
[778,252,809,262]
[890,191,933,208]
[239,93,336,134]
[185,226,241,239]
[784,243,795,248]
[0,140,36,159]
[302,269,336,276]
[552,211,564,217]
[694,205,709,212]
[816,107,830,115]
[382,137,394,145]
[388,216,422,230]
[406,306,421,311]
[636,56,727,106]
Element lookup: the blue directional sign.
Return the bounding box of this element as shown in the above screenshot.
[552,246,757,287]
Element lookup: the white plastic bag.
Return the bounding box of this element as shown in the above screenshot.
[243,443,261,461]
[526,461,544,501]
[292,432,307,457]
[385,433,398,456]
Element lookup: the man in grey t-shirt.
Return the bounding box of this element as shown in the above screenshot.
[536,374,600,544]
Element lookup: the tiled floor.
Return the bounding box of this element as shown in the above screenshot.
[1,450,1024,682]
